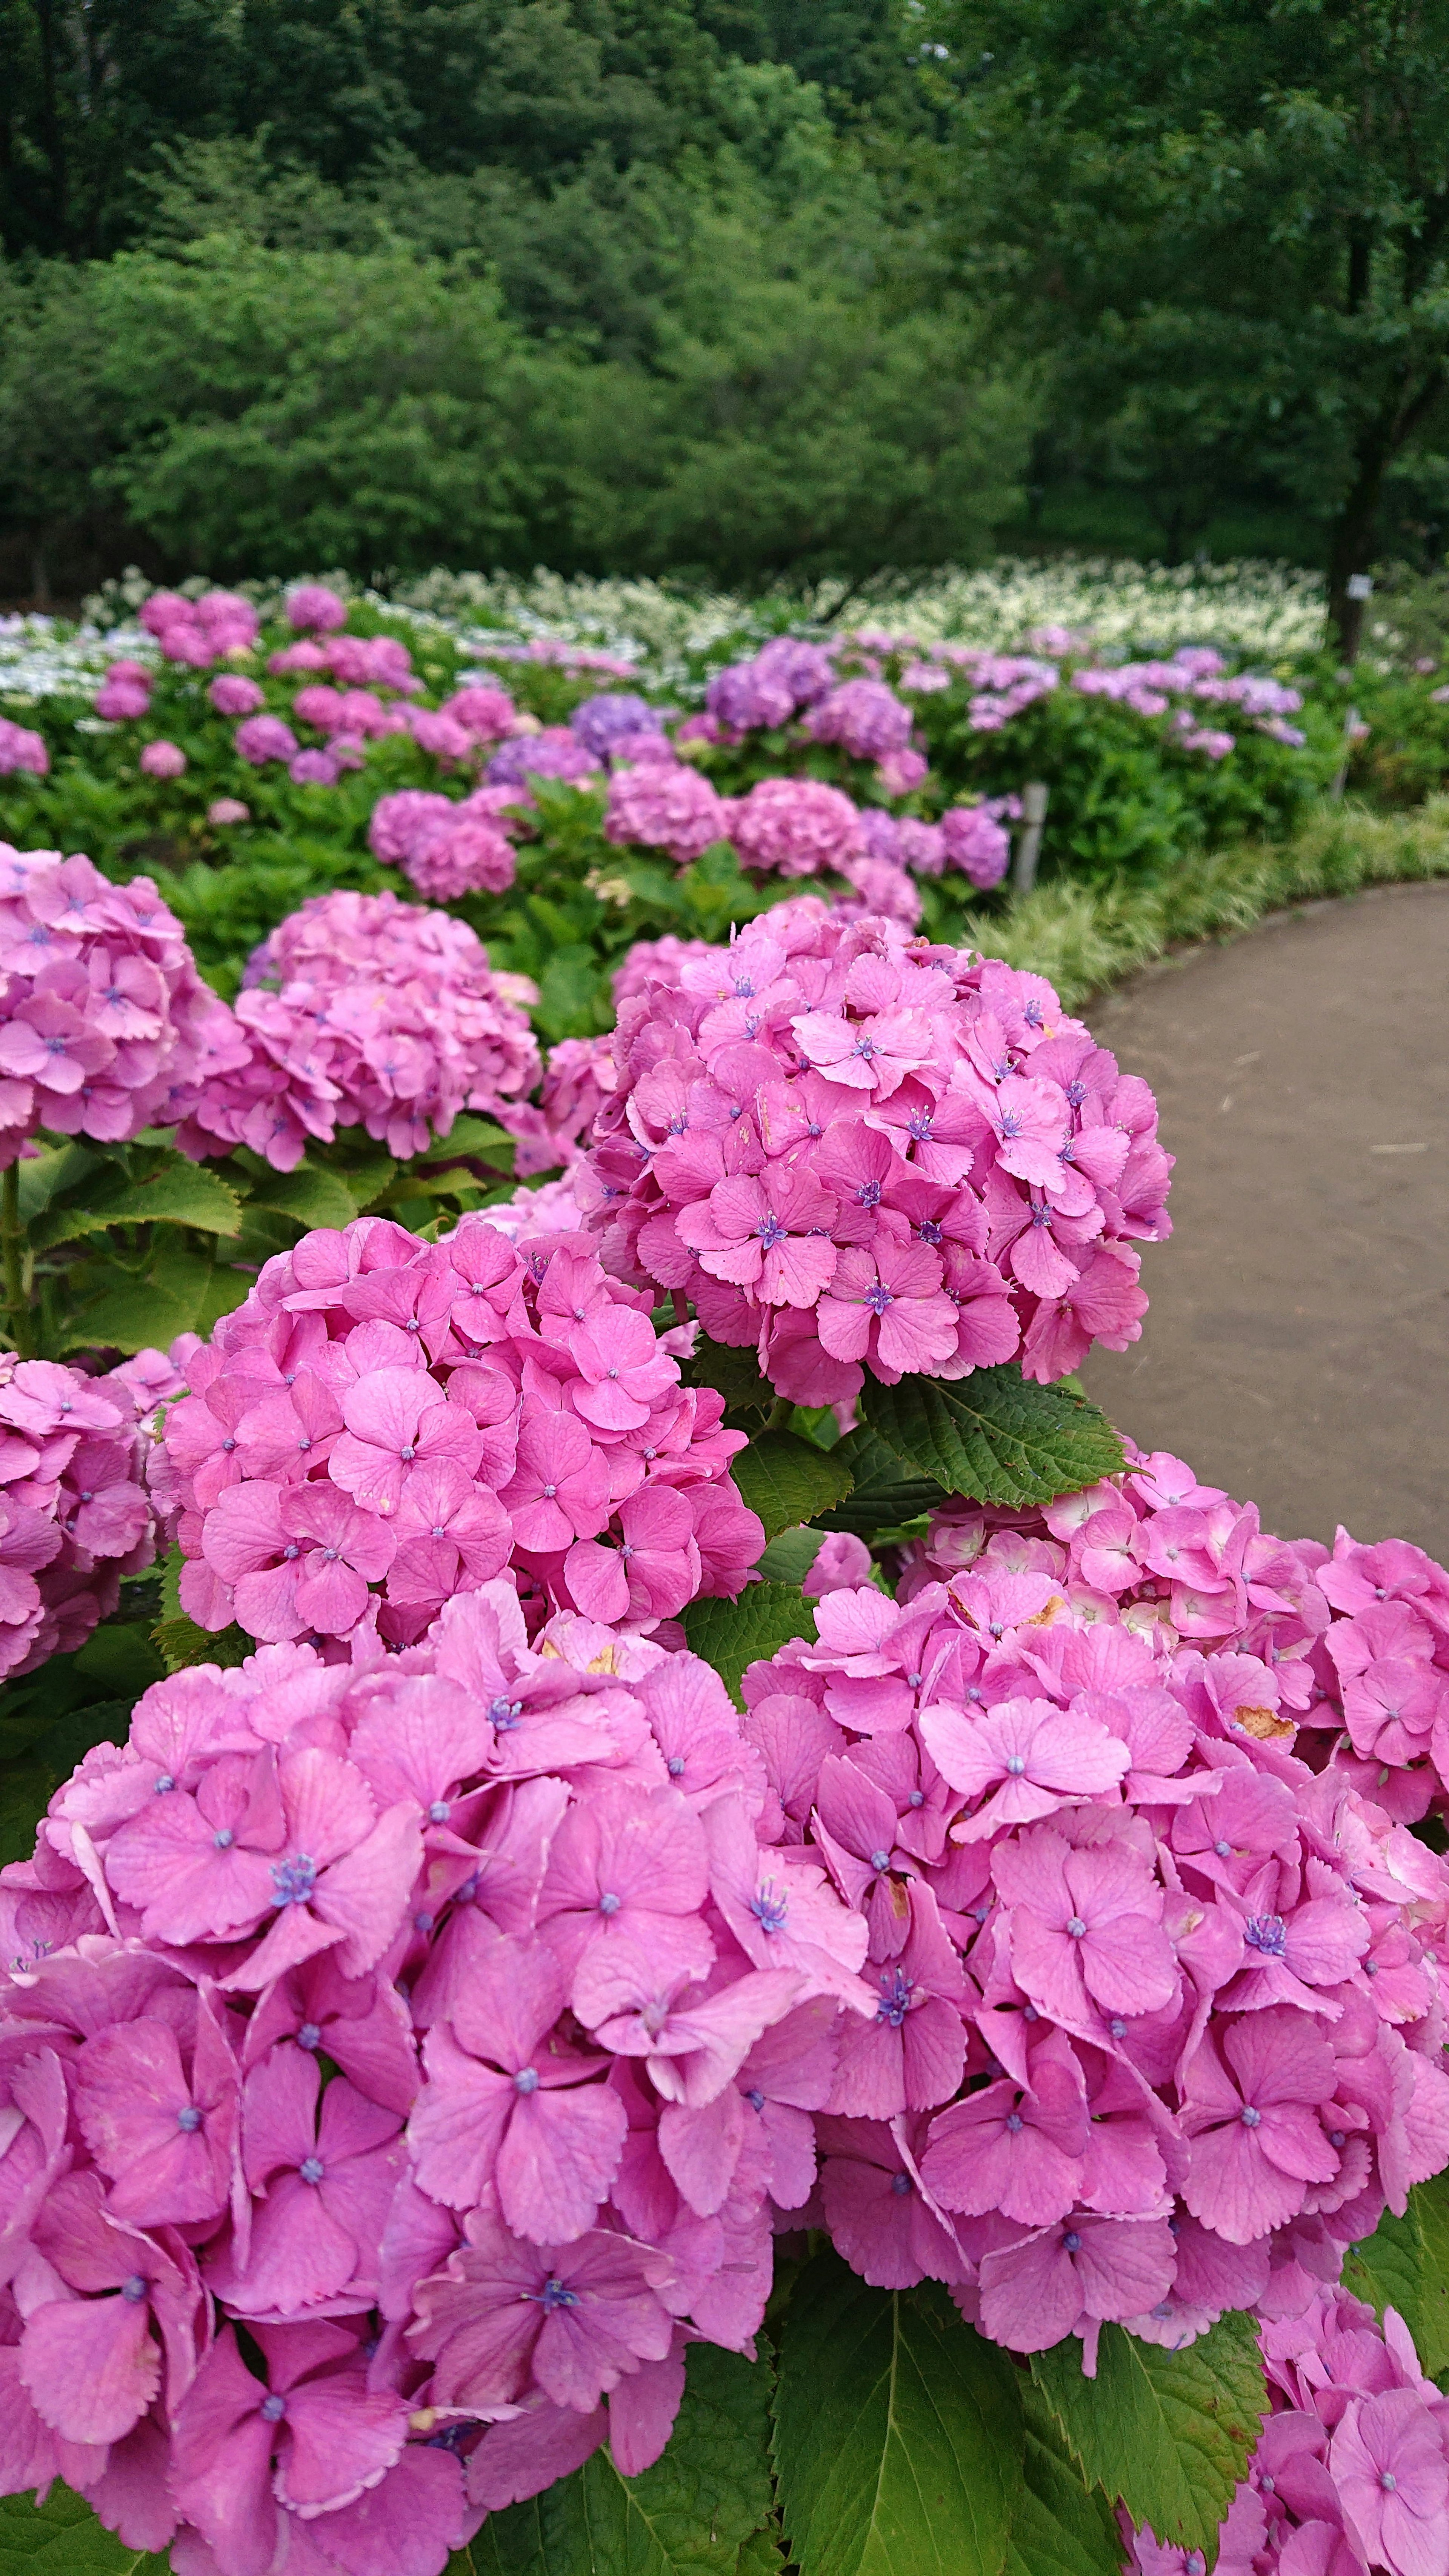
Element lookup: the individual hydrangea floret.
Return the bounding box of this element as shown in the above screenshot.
[180,890,540,1170]
[583,908,1169,1406]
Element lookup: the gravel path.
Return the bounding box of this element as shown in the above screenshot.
[1079,880,1449,1557]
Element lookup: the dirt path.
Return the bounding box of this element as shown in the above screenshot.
[1079,880,1449,1557]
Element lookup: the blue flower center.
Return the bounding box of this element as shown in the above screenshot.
[271,1854,318,1907]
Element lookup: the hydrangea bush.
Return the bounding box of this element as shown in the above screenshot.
[0,578,1352,1050]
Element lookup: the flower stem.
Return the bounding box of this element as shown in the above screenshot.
[2,1163,33,1359]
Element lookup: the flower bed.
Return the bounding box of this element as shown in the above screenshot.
[0,576,1446,2576]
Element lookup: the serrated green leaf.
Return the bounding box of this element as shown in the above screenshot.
[774,2252,1023,2576]
[245,1163,359,1229]
[737,2531,787,2575]
[16,1142,100,1226]
[153,1615,252,1674]
[1007,2385,1125,2576]
[31,1153,243,1248]
[687,1338,772,1418]
[418,1115,518,1169]
[1343,2180,1449,2382]
[817,1427,946,1535]
[450,2498,547,2576]
[0,2482,168,2571]
[545,2344,775,2575]
[73,1620,166,1699]
[1029,2315,1266,2562]
[681,1584,815,1707]
[730,1431,854,1542]
[1343,2204,1423,2341]
[863,1365,1124,1509]
[757,1527,826,1586]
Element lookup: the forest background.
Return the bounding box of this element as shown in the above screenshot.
[5,0,1449,651]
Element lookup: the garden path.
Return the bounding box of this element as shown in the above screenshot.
[1079,879,1449,1557]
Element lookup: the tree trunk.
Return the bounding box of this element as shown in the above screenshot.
[1327,437,1389,661]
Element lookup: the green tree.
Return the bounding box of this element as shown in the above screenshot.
[923,0,1449,644]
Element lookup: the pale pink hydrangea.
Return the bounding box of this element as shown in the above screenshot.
[0,843,247,1169]
[94,663,152,721]
[139,588,260,666]
[486,728,599,789]
[806,679,916,763]
[138,740,186,780]
[208,674,265,718]
[180,890,540,1170]
[583,909,1169,1406]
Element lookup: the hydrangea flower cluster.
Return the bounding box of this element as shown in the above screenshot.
[179,891,540,1169]
[1126,2287,1449,2576]
[581,910,1170,1405]
[158,1212,763,1648]
[0,1344,165,1677]
[604,757,731,867]
[902,1447,1449,1833]
[95,660,155,724]
[0,844,244,1167]
[858,804,1014,893]
[139,590,261,667]
[1073,650,1307,754]
[0,721,49,778]
[738,1519,1449,2358]
[368,789,525,902]
[0,1583,852,2571]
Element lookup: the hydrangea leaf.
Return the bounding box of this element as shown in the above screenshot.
[774,2251,1024,2576]
[548,2344,775,2575]
[757,1526,826,1586]
[1029,2315,1267,2560]
[153,1614,252,1675]
[731,1430,855,1541]
[862,1365,1124,1509]
[454,2345,775,2576]
[30,1152,243,1248]
[0,2484,169,2572]
[817,1427,947,1535]
[1006,2384,1125,2576]
[682,1584,815,1708]
[686,1337,774,1421]
[244,1161,360,1229]
[1343,2180,1449,2380]
[0,1758,58,1867]
[417,1115,518,1170]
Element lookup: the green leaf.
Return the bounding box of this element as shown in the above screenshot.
[774,2252,1024,2576]
[737,2532,787,2575]
[154,1615,252,1674]
[686,1338,773,1419]
[0,2482,169,2571]
[73,1619,166,1699]
[548,2344,775,2575]
[31,1153,243,1248]
[681,1584,815,1708]
[245,1162,359,1230]
[730,1431,854,1542]
[863,1365,1124,1509]
[1006,2385,1125,2576]
[60,1233,223,1353]
[1029,2315,1267,2561]
[1343,2179,1449,2381]
[818,1427,946,1535]
[452,2346,774,2576]
[0,1762,55,1868]
[418,1115,518,1169]
[757,1527,826,1586]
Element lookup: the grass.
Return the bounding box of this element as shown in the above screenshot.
[962,797,1449,1010]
